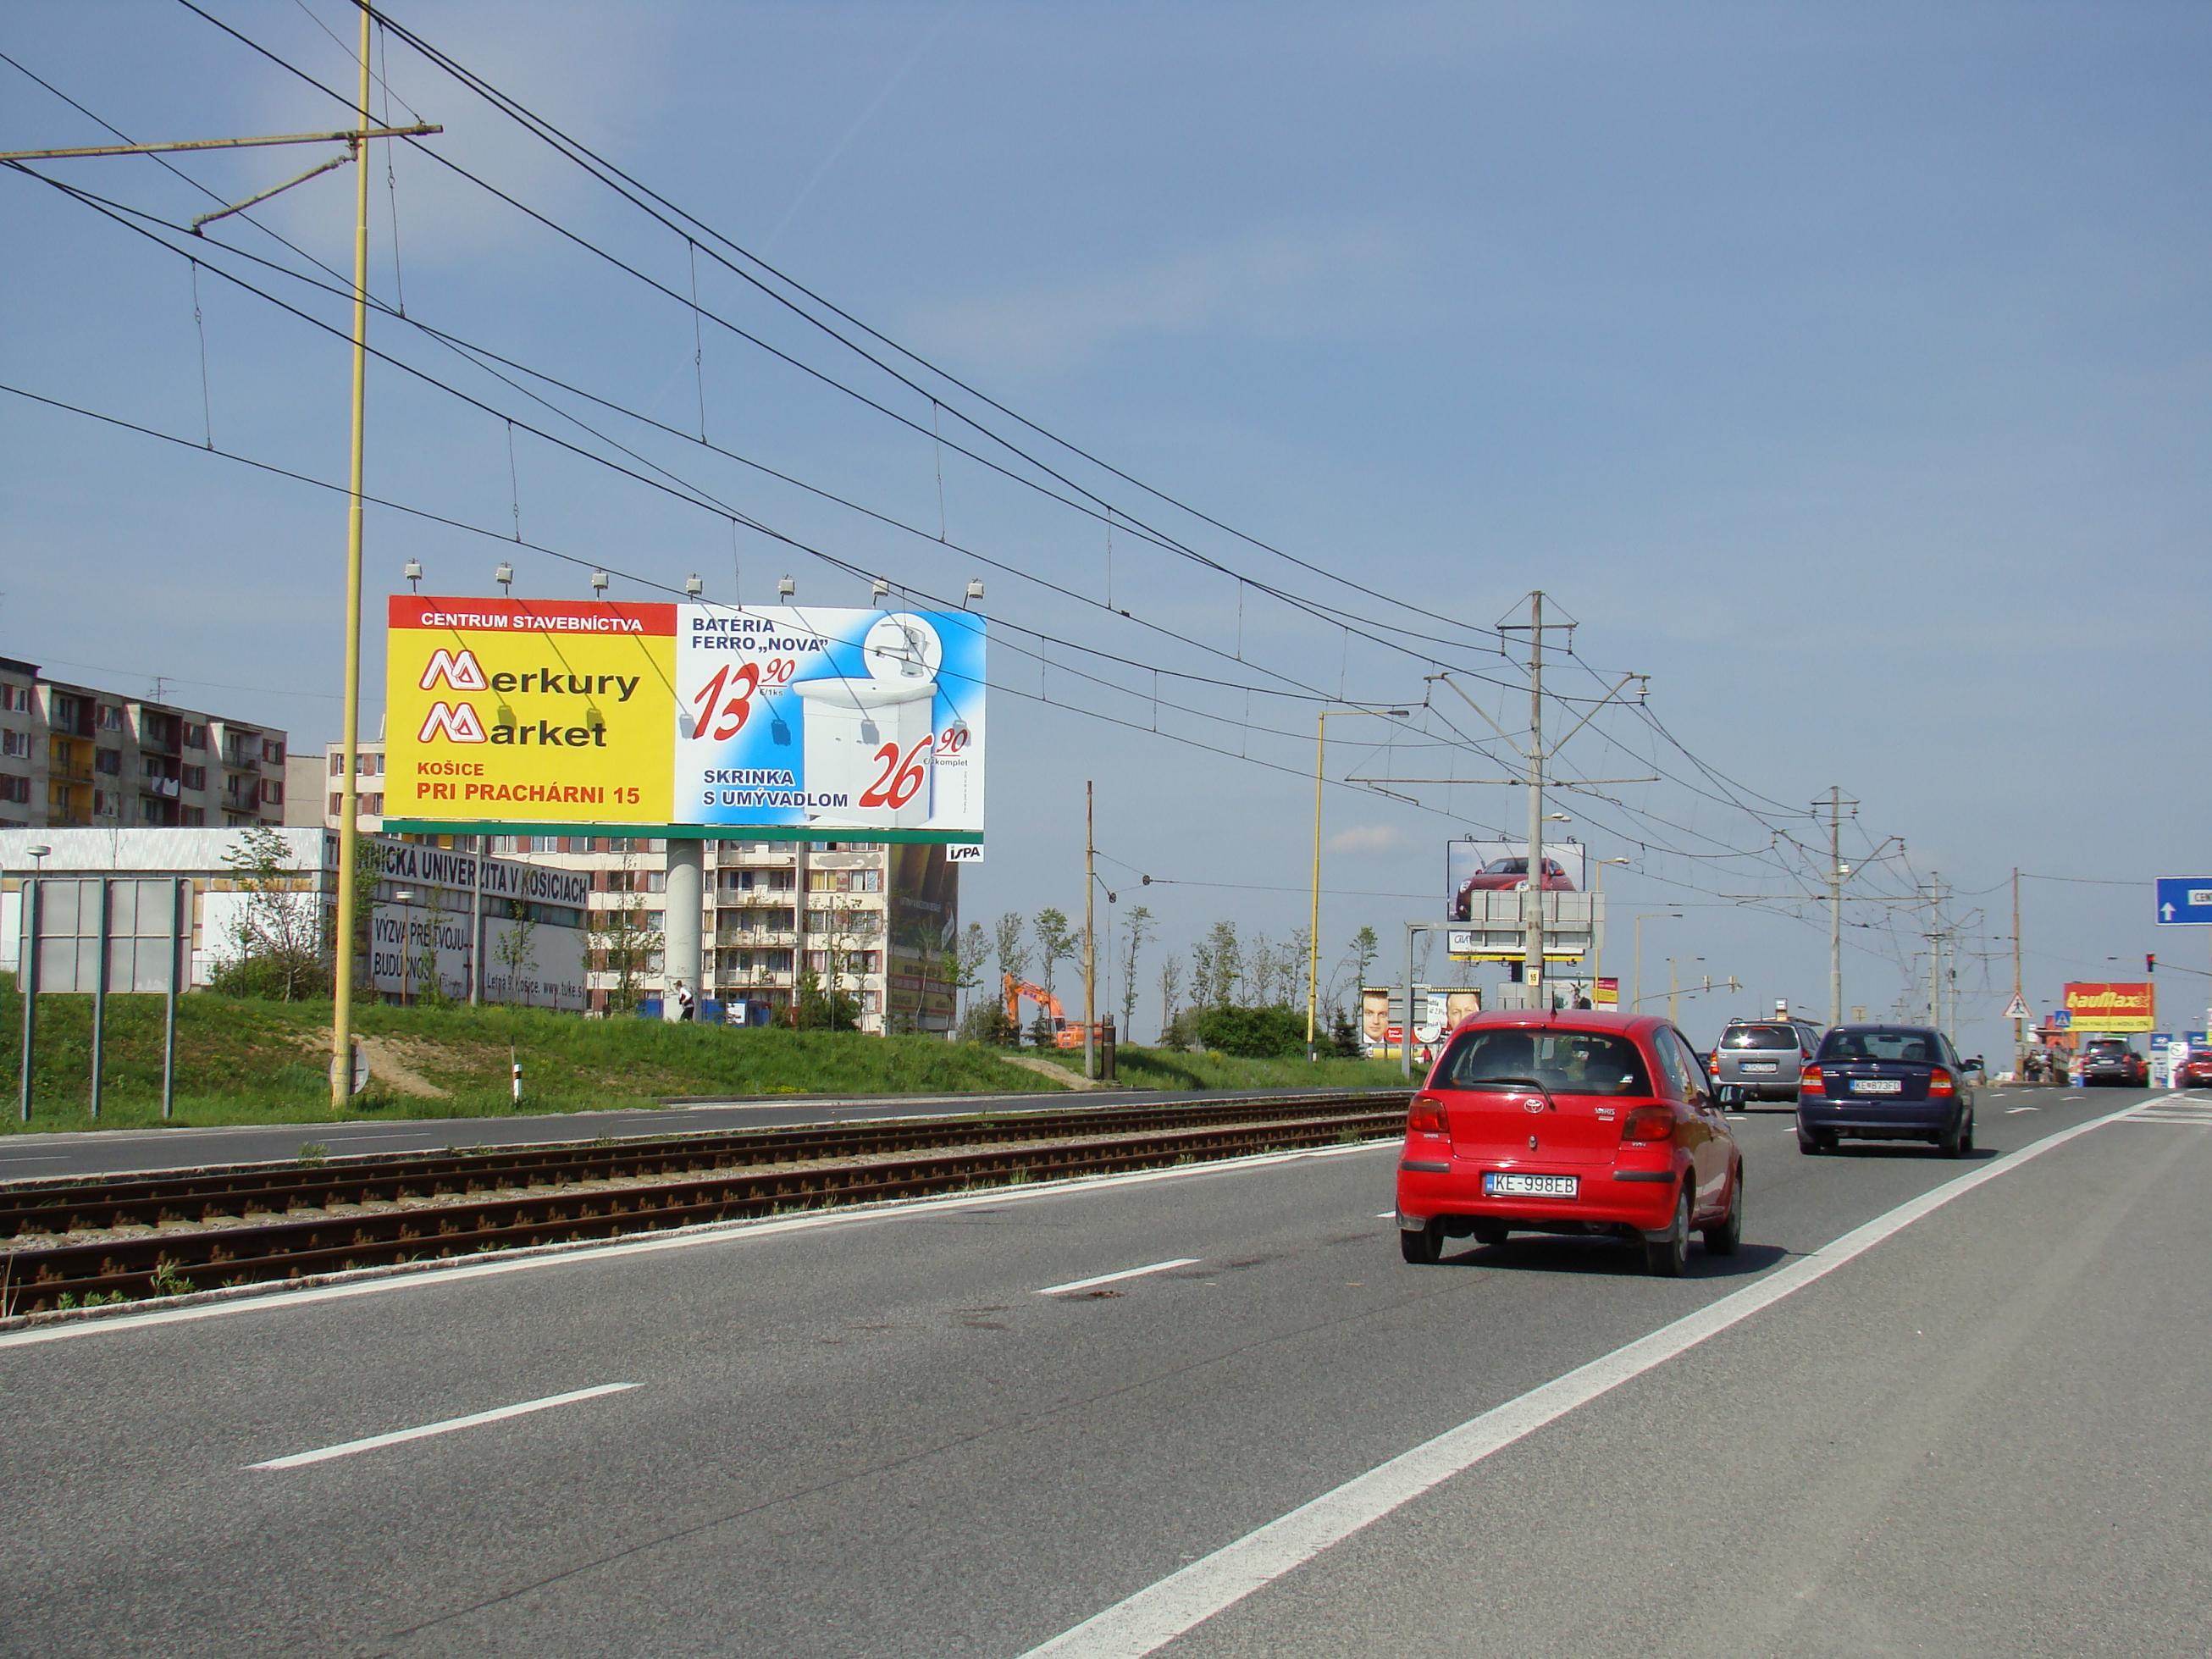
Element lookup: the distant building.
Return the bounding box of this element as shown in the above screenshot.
[0,826,589,1009]
[296,740,959,1031]
[0,656,288,832]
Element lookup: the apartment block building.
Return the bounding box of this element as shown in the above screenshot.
[300,740,959,1032]
[0,657,289,832]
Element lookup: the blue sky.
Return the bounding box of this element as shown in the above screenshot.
[4,1,2208,1051]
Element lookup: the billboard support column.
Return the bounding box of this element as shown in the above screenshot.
[666,840,704,1020]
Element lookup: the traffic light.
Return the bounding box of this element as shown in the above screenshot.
[2147,953,2156,976]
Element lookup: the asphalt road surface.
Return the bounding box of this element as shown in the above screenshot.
[0,1087,1384,1182]
[3,1084,2205,1657]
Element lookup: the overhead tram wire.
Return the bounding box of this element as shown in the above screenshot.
[38,168,1465,732]
[351,0,1524,661]
[169,0,1529,686]
[12,169,1443,743]
[0,377,1502,829]
[17,167,1486,765]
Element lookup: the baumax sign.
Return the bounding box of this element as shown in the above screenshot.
[2061,981,2155,1033]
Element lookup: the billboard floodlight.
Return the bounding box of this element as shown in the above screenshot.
[777,575,796,598]
[589,569,610,594]
[684,573,704,597]
[403,558,423,593]
[494,561,513,594]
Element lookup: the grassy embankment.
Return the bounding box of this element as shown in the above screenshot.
[1026,1044,1413,1093]
[0,979,1409,1134]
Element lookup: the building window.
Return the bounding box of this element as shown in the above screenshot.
[97,704,124,730]
[182,805,206,826]
[262,738,285,765]
[365,793,384,815]
[1,730,27,759]
[329,751,344,777]
[262,778,284,805]
[0,683,30,713]
[328,791,343,818]
[183,722,207,749]
[52,694,80,727]
[96,748,121,775]
[0,776,29,805]
[183,765,206,791]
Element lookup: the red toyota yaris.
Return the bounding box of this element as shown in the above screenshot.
[1395,1011,1744,1276]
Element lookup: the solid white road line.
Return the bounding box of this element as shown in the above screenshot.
[2006,1106,2038,1114]
[1019,1096,2155,1659]
[1037,1259,1201,1297]
[250,1383,639,1470]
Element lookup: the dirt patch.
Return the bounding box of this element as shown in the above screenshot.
[996,1053,1098,1090]
[290,1032,450,1098]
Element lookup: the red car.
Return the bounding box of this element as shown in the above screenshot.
[1454,857,1578,920]
[1396,1010,1743,1276]
[2176,1050,2212,1089]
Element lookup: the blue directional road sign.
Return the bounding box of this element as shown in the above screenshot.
[2154,877,2212,925]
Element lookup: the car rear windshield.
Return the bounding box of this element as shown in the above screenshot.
[2085,1040,2131,1056]
[1819,1028,1939,1064]
[1722,1024,1800,1050]
[1435,1028,1651,1096]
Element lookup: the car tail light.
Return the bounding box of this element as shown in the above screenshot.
[1929,1068,1955,1097]
[1800,1065,1825,1096]
[1622,1105,1674,1143]
[1707,1053,1722,1078]
[1407,1092,1448,1136]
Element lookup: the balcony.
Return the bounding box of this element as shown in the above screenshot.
[141,777,182,800]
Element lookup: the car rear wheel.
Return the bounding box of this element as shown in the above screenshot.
[1702,1167,1743,1257]
[1796,1125,1833,1155]
[1940,1109,1974,1159]
[1399,1219,1445,1265]
[1645,1185,1690,1277]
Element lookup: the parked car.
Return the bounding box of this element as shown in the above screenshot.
[2176,1048,2212,1089]
[1797,1024,1978,1157]
[1395,1011,1743,1276]
[1453,857,1577,920]
[1707,1017,1824,1108]
[2076,1037,2149,1088]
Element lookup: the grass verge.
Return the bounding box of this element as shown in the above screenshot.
[0,977,1065,1134]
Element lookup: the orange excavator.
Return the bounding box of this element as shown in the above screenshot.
[1003,973,1100,1049]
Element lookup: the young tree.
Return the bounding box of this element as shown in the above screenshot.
[1351,925,1380,993]
[1159,955,1184,1040]
[212,824,328,1002]
[1285,926,1314,1013]
[492,896,539,1004]
[944,920,991,1024]
[1120,904,1153,1038]
[1034,906,1076,999]
[1191,919,1241,1008]
[993,911,1031,990]
[591,854,663,1016]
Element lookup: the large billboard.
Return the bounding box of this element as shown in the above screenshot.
[1446,838,1588,921]
[2063,981,2155,1033]
[385,595,984,838]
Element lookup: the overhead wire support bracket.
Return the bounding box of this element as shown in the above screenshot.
[0,123,440,163]
[188,151,353,233]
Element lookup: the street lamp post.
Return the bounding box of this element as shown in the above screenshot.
[1590,856,1629,1006]
[1667,955,1704,1023]
[1307,705,1410,1061]
[1632,911,1682,1015]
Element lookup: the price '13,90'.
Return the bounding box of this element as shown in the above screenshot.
[688,659,796,741]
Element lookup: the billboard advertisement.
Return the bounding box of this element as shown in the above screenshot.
[2063,981,2155,1033]
[1446,838,1588,921]
[385,595,984,838]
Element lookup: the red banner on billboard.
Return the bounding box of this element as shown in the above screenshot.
[2062,981,2155,1033]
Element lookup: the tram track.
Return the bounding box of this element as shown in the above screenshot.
[0,1093,1407,1313]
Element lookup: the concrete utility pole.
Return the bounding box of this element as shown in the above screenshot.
[2011,866,2025,1075]
[1083,780,1098,1081]
[1822,787,1856,1028]
[1524,592,1548,1001]
[1925,873,1948,1029]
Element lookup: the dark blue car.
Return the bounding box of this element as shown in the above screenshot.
[1796,1024,1978,1157]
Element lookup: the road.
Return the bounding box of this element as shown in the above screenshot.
[0,1087,1380,1182]
[3,1084,2206,1657]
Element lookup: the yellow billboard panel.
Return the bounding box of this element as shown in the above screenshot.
[384,595,677,824]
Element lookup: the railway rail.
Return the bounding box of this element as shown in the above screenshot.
[0,1093,1407,1314]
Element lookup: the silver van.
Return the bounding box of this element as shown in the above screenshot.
[1710,1018,1824,1107]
